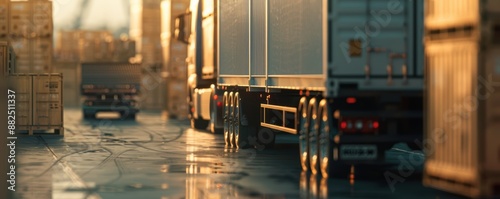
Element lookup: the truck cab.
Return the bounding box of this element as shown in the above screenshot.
[174,0,223,132]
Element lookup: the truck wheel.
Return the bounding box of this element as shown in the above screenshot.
[308,98,320,175]
[298,97,309,171]
[231,92,241,148]
[223,92,233,147]
[318,100,349,178]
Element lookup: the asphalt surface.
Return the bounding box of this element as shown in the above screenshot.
[13,109,465,199]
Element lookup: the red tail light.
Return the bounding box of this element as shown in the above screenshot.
[339,118,379,134]
[346,97,356,104]
[217,101,222,107]
[340,121,347,129]
[213,95,218,100]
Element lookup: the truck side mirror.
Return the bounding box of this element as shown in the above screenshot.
[174,12,191,44]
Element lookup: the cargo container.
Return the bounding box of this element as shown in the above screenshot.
[424,0,500,31]
[1,41,16,76]
[424,37,500,199]
[7,74,31,130]
[9,0,52,37]
[175,0,424,178]
[53,61,81,107]
[0,1,9,37]
[423,1,500,197]
[81,62,142,119]
[7,73,64,136]
[129,0,163,64]
[55,31,135,63]
[166,79,189,119]
[32,74,63,133]
[11,37,53,73]
[161,0,190,118]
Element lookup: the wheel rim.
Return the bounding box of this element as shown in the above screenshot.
[228,92,234,148]
[318,100,331,178]
[298,97,309,171]
[223,92,230,146]
[308,98,319,175]
[233,92,240,148]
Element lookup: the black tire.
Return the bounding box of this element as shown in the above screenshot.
[318,99,350,178]
[308,98,320,175]
[191,118,209,130]
[298,97,309,172]
[223,92,231,146]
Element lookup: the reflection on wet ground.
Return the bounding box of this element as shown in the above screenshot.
[14,109,464,199]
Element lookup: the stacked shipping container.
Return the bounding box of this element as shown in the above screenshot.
[130,0,165,110]
[7,0,53,73]
[7,74,64,135]
[0,0,8,38]
[423,0,500,198]
[53,61,80,107]
[161,0,190,119]
[55,30,135,63]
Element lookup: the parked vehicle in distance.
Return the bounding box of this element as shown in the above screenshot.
[80,62,142,119]
[176,0,424,178]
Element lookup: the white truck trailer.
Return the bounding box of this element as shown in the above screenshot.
[176,0,424,178]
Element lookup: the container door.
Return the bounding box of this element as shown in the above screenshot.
[331,0,422,77]
[33,75,63,127]
[8,75,32,128]
[425,39,478,183]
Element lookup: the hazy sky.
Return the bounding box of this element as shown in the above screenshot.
[53,0,130,36]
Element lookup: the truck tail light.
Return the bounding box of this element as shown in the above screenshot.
[346,97,356,104]
[217,101,222,107]
[339,118,379,134]
[213,94,218,100]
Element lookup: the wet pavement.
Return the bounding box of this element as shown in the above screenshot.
[13,109,465,199]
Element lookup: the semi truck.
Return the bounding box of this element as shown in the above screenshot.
[80,62,142,119]
[176,0,424,178]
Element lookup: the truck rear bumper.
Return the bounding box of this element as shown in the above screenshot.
[336,134,421,145]
[83,106,139,114]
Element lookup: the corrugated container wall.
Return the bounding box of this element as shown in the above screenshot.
[53,61,80,107]
[55,31,134,63]
[130,0,163,64]
[161,0,189,119]
[423,1,500,197]
[10,0,52,38]
[7,74,64,135]
[7,74,32,129]
[218,0,424,95]
[7,0,53,73]
[425,0,500,30]
[32,74,63,129]
[0,0,9,37]
[130,0,164,110]
[11,37,52,73]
